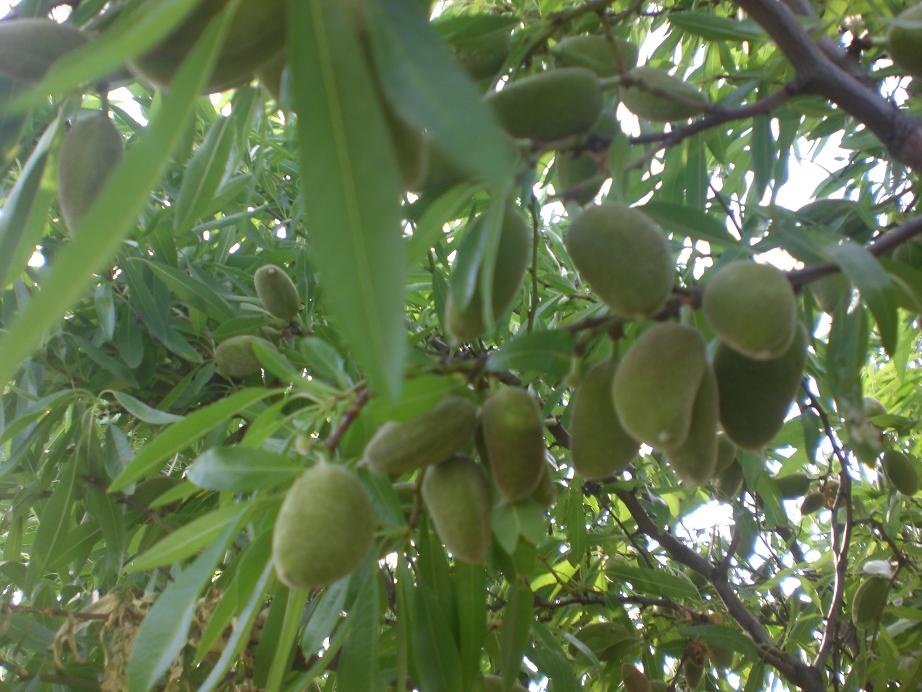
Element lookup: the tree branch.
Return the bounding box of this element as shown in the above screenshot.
[735,0,922,170]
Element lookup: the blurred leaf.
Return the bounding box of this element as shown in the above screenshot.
[186,446,299,491]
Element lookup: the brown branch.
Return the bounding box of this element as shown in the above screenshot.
[736,0,922,170]
[323,387,370,451]
[0,602,109,622]
[615,490,826,691]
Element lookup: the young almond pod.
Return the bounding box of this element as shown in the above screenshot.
[714,434,738,475]
[130,0,286,93]
[445,206,532,343]
[480,387,546,503]
[881,449,920,496]
[254,264,301,320]
[851,575,891,627]
[664,367,719,486]
[363,395,478,476]
[565,204,674,319]
[531,462,558,508]
[57,113,124,233]
[800,491,826,515]
[612,323,708,450]
[422,455,491,564]
[569,359,639,479]
[272,462,374,591]
[703,261,798,361]
[553,34,639,76]
[620,66,709,121]
[774,472,811,499]
[714,461,744,501]
[713,324,807,451]
[0,19,87,83]
[621,663,652,692]
[214,335,272,379]
[486,67,602,141]
[888,4,922,76]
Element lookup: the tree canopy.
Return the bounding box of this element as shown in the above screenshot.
[0,0,921,690]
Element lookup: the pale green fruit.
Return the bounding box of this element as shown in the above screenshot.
[684,657,705,687]
[569,360,639,479]
[446,21,511,81]
[565,204,674,318]
[612,323,708,449]
[881,450,920,495]
[0,19,87,83]
[446,206,532,342]
[774,472,810,498]
[557,150,601,205]
[553,35,639,76]
[422,456,491,564]
[57,113,124,233]
[272,463,374,590]
[480,388,546,503]
[851,576,890,627]
[131,0,286,93]
[620,66,708,121]
[257,51,286,104]
[703,261,797,360]
[622,663,651,692]
[486,67,602,141]
[665,367,719,486]
[888,4,922,76]
[567,621,637,662]
[531,463,558,508]
[715,461,744,500]
[363,395,478,476]
[810,274,851,314]
[713,324,807,450]
[864,396,887,419]
[254,264,300,320]
[214,335,271,379]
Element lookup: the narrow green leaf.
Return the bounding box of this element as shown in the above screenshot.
[264,588,309,692]
[186,446,299,491]
[605,561,700,600]
[414,581,464,692]
[125,518,241,692]
[0,7,229,387]
[825,241,898,356]
[500,585,534,690]
[136,258,235,323]
[454,563,487,691]
[126,503,251,573]
[288,0,406,400]
[25,452,78,589]
[301,577,350,656]
[174,115,234,231]
[486,329,578,380]
[111,390,184,425]
[642,200,734,245]
[669,12,766,41]
[367,0,514,185]
[338,560,383,692]
[108,387,276,492]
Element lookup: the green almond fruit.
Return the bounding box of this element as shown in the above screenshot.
[800,491,826,515]
[214,335,271,379]
[570,360,639,479]
[565,203,674,318]
[621,66,708,121]
[851,575,890,627]
[684,657,705,687]
[254,264,300,320]
[131,0,286,92]
[271,463,374,591]
[881,449,920,495]
[715,434,738,475]
[649,683,669,692]
[422,455,492,563]
[557,150,601,205]
[612,323,708,449]
[864,396,887,419]
[554,34,639,76]
[0,18,87,83]
[531,462,559,508]
[384,105,429,192]
[449,26,511,81]
[774,472,810,498]
[446,206,532,342]
[257,51,286,104]
[714,324,807,451]
[363,395,478,477]
[714,460,744,500]
[709,645,734,669]
[622,663,652,692]
[481,387,546,503]
[665,367,719,486]
[419,144,470,198]
[703,261,798,360]
[568,622,636,661]
[888,4,922,76]
[483,674,527,692]
[57,113,124,233]
[486,67,602,141]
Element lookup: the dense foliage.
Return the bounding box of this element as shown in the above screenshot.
[0,0,921,690]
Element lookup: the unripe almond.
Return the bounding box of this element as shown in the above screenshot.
[214,335,272,379]
[851,575,890,627]
[0,19,87,83]
[271,463,374,590]
[254,264,300,320]
[881,449,920,496]
[422,456,491,564]
[621,66,708,121]
[57,113,123,233]
[480,387,545,503]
